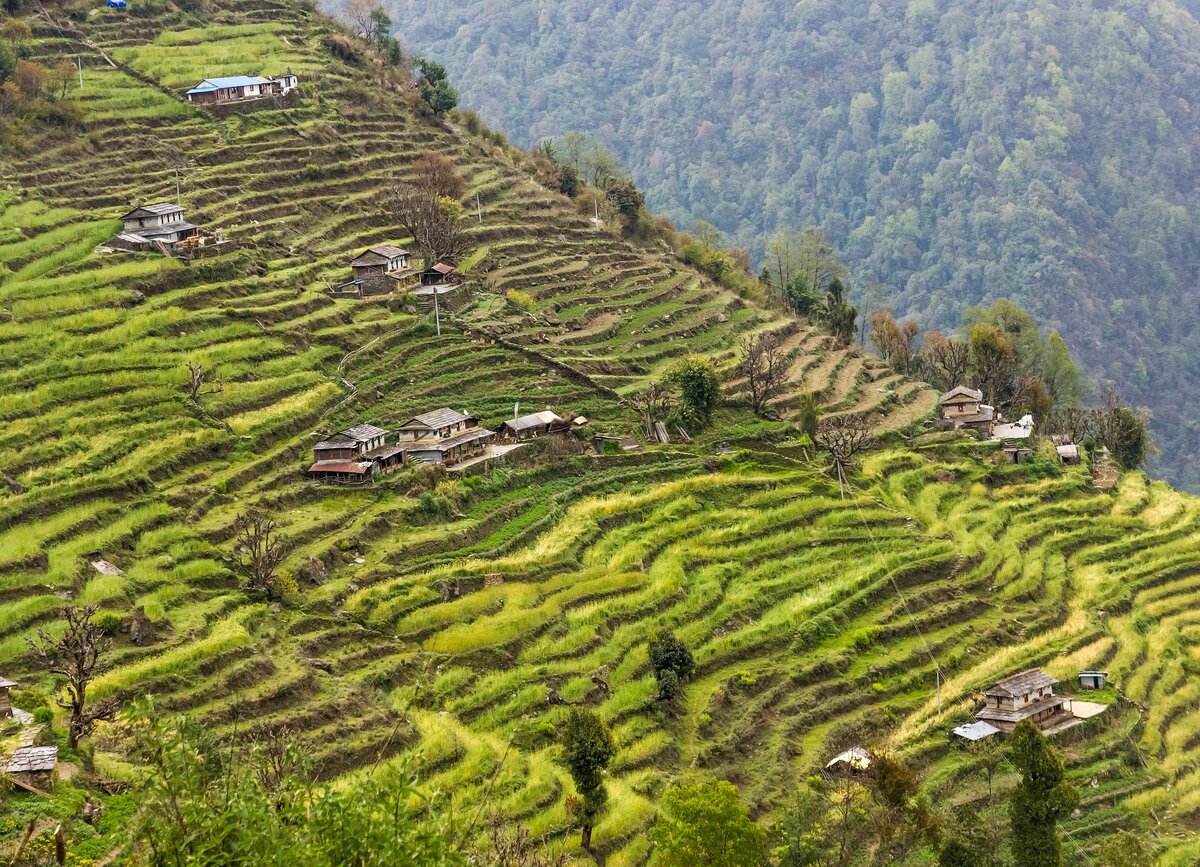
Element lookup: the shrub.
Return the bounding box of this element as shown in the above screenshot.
[94,610,125,635]
[506,289,535,312]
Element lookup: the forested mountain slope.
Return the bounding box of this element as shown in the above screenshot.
[388,0,1200,491]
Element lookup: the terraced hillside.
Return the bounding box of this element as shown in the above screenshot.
[4,0,1193,864]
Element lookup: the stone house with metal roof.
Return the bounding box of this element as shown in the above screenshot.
[332,246,417,297]
[938,386,995,432]
[185,73,298,105]
[395,408,495,465]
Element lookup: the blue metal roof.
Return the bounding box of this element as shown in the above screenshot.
[186,76,265,94]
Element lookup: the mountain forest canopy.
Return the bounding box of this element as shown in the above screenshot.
[385,0,1200,491]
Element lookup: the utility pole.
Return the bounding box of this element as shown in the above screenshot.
[433,286,441,336]
[175,168,181,205]
[936,668,942,713]
[476,192,482,224]
[76,56,83,89]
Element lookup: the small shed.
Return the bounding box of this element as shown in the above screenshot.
[501,410,567,441]
[419,262,457,286]
[1057,444,1080,465]
[1003,447,1034,465]
[953,721,1001,742]
[1078,671,1108,690]
[825,746,871,773]
[0,677,14,719]
[5,746,58,788]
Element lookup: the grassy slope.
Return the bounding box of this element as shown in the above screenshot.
[0,0,1194,864]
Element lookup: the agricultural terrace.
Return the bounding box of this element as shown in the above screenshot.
[0,0,1191,863]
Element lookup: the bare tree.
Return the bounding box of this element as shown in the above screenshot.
[28,606,118,750]
[343,0,378,39]
[868,312,920,374]
[817,413,876,497]
[739,332,786,415]
[623,383,672,440]
[233,512,289,599]
[475,813,570,867]
[388,180,471,265]
[185,361,223,404]
[919,330,970,390]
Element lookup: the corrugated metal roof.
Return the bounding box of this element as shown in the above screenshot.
[5,746,57,774]
[503,411,563,432]
[0,677,15,689]
[187,76,268,94]
[953,721,1000,741]
[431,262,455,274]
[405,427,494,452]
[121,202,183,220]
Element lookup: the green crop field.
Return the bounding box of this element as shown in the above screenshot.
[0,0,1195,863]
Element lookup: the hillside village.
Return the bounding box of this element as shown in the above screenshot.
[0,0,1183,864]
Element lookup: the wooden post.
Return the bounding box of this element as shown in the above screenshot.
[433,286,441,336]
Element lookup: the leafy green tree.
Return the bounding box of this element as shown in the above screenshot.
[368,6,392,45]
[1095,829,1154,867]
[126,704,466,866]
[667,355,720,429]
[558,161,579,197]
[648,630,694,701]
[1093,385,1152,469]
[816,278,858,346]
[561,708,615,850]
[0,41,14,86]
[1041,332,1084,408]
[1008,720,1079,867]
[774,789,827,867]
[649,775,767,867]
[416,59,458,115]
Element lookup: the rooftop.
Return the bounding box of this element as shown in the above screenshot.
[825,747,871,770]
[308,460,372,475]
[405,427,495,452]
[984,668,1058,698]
[187,75,269,94]
[977,694,1070,724]
[121,202,184,220]
[342,423,389,442]
[400,408,473,430]
[5,746,57,774]
[939,386,983,404]
[351,245,409,264]
[503,411,564,431]
[953,721,1001,741]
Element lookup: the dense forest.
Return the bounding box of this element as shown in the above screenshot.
[382,0,1200,490]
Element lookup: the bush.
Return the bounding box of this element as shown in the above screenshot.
[506,289,535,312]
[94,610,125,635]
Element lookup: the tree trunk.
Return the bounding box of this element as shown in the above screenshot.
[580,822,592,851]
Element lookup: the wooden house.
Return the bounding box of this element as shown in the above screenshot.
[308,423,404,482]
[975,669,1074,734]
[185,73,298,105]
[938,386,995,432]
[395,408,495,465]
[5,746,57,789]
[0,677,13,719]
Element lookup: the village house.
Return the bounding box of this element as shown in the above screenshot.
[0,676,13,719]
[500,410,581,442]
[331,246,416,297]
[308,423,404,482]
[938,386,995,432]
[110,202,199,251]
[185,72,298,105]
[395,408,495,465]
[975,669,1075,734]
